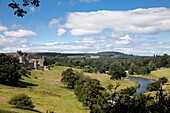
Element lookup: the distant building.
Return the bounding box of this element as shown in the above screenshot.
[15,51,49,70]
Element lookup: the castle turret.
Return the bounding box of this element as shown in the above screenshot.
[34,60,39,70]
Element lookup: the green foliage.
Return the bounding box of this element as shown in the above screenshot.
[104,88,170,113]
[8,94,34,109]
[146,81,160,91]
[110,70,126,80]
[158,77,168,85]
[0,54,21,85]
[61,68,80,89]
[74,76,106,112]
[61,69,107,112]
[135,66,151,75]
[120,86,136,96]
[154,88,170,113]
[147,77,168,92]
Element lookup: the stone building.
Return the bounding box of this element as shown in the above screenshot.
[15,51,49,70]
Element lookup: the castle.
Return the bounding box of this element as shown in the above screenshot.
[15,51,49,70]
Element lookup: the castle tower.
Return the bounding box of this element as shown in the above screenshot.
[34,60,38,70]
[19,56,24,63]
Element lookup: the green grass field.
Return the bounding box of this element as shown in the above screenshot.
[0,66,137,113]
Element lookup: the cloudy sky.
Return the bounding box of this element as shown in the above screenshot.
[1,0,170,56]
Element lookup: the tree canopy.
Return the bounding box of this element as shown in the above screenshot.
[0,53,21,85]
[8,0,40,17]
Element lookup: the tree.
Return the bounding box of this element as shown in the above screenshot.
[158,77,168,85]
[80,79,105,112]
[8,94,34,109]
[8,0,40,17]
[135,66,150,75]
[147,77,168,92]
[146,81,160,91]
[60,68,80,89]
[120,86,136,96]
[0,53,21,85]
[110,69,126,80]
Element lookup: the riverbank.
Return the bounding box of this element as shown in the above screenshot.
[130,77,154,94]
[129,68,170,91]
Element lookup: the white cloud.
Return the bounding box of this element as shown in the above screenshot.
[0,25,7,31]
[65,7,170,36]
[30,7,35,13]
[57,28,66,36]
[48,18,61,28]
[70,28,101,36]
[4,29,37,38]
[1,33,170,56]
[115,35,132,45]
[0,34,28,51]
[80,0,99,3]
[75,38,96,43]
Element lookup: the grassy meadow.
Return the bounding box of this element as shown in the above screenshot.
[0,66,137,113]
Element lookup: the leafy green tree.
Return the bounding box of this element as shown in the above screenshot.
[8,94,34,109]
[74,76,89,102]
[61,68,80,89]
[0,53,21,85]
[158,77,168,85]
[153,87,170,113]
[135,66,150,75]
[120,86,136,96]
[80,79,105,112]
[110,70,126,80]
[146,81,160,91]
[147,77,168,92]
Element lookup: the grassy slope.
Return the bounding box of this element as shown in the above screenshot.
[0,66,137,113]
[84,72,137,91]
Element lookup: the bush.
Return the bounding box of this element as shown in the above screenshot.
[146,81,160,91]
[8,94,34,109]
[146,77,169,92]
[158,77,168,85]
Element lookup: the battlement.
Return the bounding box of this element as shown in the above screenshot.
[15,51,49,70]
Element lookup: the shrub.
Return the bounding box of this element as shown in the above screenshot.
[8,94,34,109]
[146,81,160,91]
[158,77,168,85]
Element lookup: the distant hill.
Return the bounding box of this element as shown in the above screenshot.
[5,51,149,60]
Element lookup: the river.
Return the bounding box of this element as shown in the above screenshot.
[130,77,154,94]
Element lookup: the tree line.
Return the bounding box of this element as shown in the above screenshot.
[46,54,170,79]
[61,68,170,113]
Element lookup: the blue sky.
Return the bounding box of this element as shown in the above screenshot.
[1,0,170,56]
